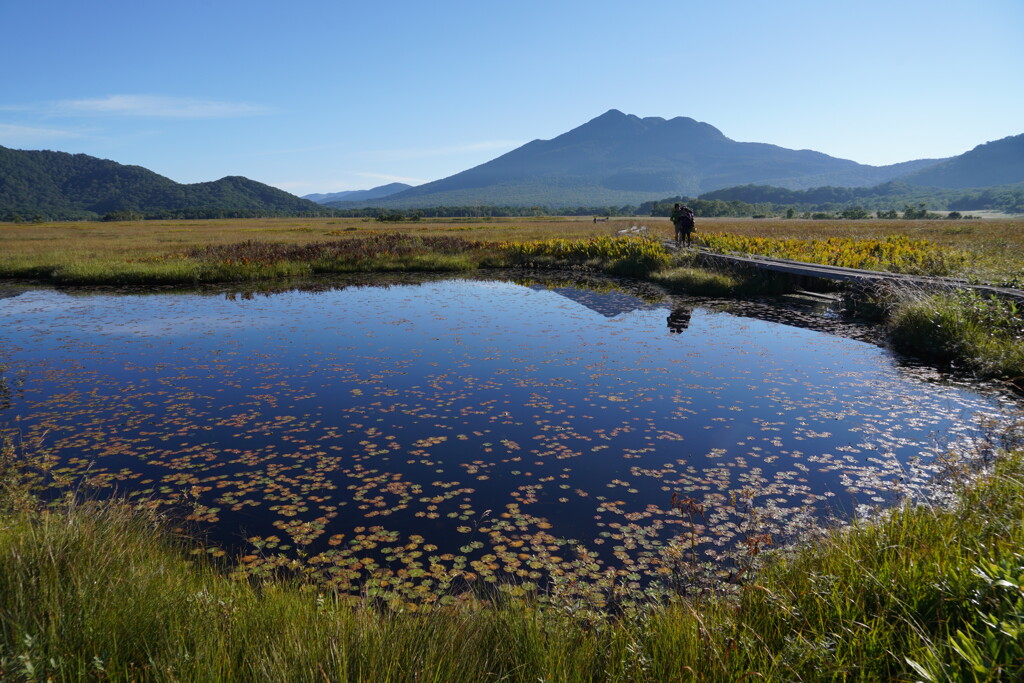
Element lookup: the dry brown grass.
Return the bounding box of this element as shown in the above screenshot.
[2,216,1022,282]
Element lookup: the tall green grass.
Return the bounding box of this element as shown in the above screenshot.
[3,423,1024,680]
[884,288,1024,384]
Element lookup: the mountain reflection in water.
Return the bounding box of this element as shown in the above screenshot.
[0,273,1015,601]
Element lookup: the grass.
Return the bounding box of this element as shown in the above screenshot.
[2,418,1024,680]
[497,234,671,277]
[883,287,1024,386]
[3,216,1023,284]
[697,233,970,276]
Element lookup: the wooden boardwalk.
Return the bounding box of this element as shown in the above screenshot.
[668,243,1024,305]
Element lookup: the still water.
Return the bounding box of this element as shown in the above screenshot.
[0,275,1014,597]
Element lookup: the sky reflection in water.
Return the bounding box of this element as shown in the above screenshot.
[0,276,1014,597]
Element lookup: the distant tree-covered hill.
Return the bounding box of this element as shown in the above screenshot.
[697,180,1024,215]
[895,134,1024,189]
[0,146,323,220]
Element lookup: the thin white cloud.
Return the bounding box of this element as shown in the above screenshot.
[371,139,523,161]
[0,122,81,145]
[55,95,270,118]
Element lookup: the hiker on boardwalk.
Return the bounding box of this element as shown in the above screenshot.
[670,203,695,247]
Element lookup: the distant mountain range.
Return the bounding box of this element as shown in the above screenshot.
[312,110,1023,209]
[3,110,1022,218]
[303,111,1017,209]
[303,183,413,204]
[0,146,322,220]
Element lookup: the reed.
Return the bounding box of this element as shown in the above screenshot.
[884,287,1024,384]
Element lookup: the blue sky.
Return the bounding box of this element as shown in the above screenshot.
[2,0,1021,196]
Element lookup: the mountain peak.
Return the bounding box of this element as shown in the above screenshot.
[568,110,727,145]
[559,109,647,141]
[361,110,967,207]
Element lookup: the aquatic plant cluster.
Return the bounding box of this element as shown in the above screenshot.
[3,424,1024,680]
[698,233,969,275]
[0,279,1011,614]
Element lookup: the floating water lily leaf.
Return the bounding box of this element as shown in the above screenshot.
[0,276,1013,604]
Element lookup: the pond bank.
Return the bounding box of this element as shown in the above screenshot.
[2,425,1022,680]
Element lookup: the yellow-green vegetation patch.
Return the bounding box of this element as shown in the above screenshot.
[499,235,671,275]
[700,232,969,276]
[651,266,746,296]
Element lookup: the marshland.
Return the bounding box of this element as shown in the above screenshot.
[2,216,1024,680]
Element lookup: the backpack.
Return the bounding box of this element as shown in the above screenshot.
[680,208,695,230]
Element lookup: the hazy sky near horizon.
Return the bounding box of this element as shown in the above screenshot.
[2,0,1021,195]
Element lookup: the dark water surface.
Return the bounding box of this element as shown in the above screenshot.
[0,275,1015,598]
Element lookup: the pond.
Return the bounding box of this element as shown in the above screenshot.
[0,274,1016,603]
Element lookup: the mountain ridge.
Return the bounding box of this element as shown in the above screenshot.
[338,110,975,208]
[897,133,1024,189]
[3,110,1022,217]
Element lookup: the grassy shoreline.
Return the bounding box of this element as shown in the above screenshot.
[2,425,1023,680]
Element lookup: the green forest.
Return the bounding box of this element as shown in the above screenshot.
[0,146,322,221]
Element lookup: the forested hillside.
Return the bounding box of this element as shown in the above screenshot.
[897,134,1024,188]
[0,146,322,221]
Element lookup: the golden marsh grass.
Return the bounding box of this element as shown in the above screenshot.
[3,215,1022,281]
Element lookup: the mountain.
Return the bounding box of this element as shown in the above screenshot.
[0,146,322,219]
[349,110,946,208]
[895,134,1024,189]
[304,183,413,204]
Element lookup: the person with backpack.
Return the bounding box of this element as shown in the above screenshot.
[670,203,695,247]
